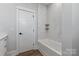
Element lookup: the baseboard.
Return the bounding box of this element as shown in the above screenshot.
[7,50,18,56]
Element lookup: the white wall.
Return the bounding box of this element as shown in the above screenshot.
[38,4,48,40]
[62,3,79,56]
[72,3,79,56]
[0,3,38,52]
[0,3,16,52]
[47,3,62,43]
[62,3,72,56]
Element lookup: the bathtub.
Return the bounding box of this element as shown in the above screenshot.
[38,39,62,56]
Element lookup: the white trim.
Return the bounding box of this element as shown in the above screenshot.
[16,6,36,54]
[16,6,35,13]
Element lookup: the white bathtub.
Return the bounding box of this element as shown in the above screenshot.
[38,39,62,56]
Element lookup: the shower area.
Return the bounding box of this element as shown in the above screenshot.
[37,3,62,56]
[37,3,78,56]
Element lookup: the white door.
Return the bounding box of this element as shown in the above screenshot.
[17,9,34,53]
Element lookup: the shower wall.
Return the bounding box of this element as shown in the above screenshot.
[38,3,63,56]
[47,3,62,43]
[38,3,63,42]
[38,3,63,43]
[47,3,73,56]
[38,4,48,40]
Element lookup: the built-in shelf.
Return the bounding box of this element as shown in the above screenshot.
[45,24,50,31]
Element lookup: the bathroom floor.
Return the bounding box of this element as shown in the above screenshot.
[17,49,43,56]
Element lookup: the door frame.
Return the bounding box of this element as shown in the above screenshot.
[16,6,36,53]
